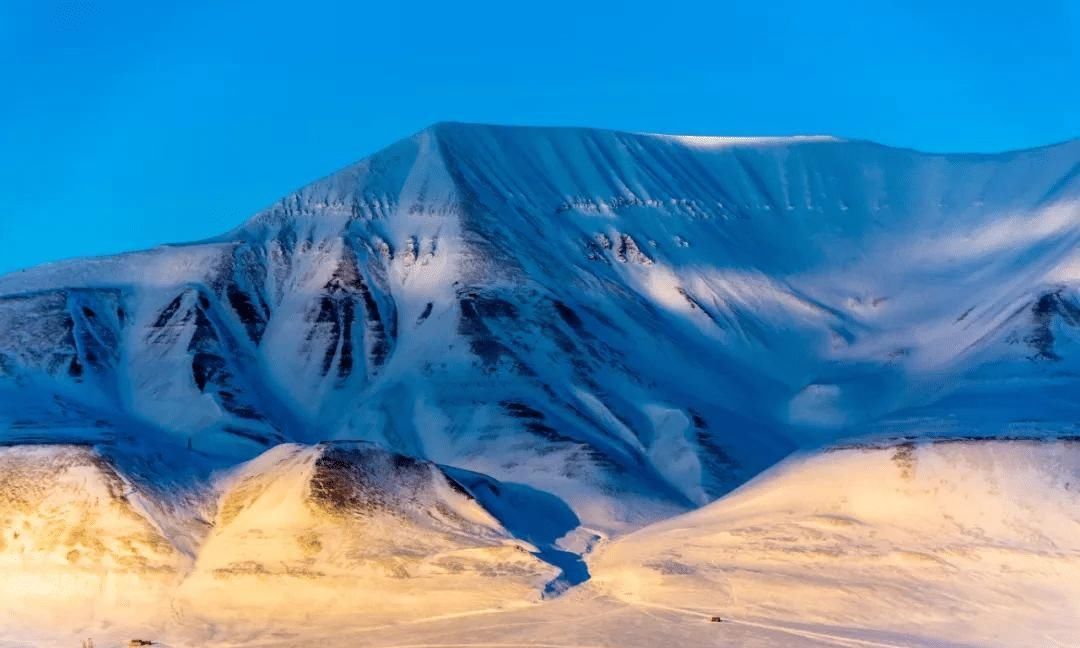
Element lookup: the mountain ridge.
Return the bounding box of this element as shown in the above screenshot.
[4,122,1078,286]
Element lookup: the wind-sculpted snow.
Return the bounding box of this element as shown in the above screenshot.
[0,124,1078,644]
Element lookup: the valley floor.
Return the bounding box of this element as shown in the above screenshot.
[250,591,987,648]
[0,589,978,648]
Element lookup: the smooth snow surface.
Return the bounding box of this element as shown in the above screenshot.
[593,439,1080,647]
[0,123,1078,645]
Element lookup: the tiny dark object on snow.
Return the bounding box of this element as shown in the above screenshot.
[128,641,153,647]
[710,616,725,623]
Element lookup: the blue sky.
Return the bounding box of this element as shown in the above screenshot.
[1,1,1077,274]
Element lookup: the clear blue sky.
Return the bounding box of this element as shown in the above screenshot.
[2,1,1077,274]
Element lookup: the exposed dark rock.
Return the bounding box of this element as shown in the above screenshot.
[552,300,583,331]
[1025,290,1080,360]
[416,302,434,325]
[226,283,268,343]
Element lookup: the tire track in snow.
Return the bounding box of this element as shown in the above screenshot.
[622,599,917,648]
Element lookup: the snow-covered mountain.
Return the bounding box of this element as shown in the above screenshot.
[1,123,1078,645]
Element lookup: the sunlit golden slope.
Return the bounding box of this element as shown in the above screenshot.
[592,439,1080,646]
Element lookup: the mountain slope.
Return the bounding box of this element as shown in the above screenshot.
[591,438,1080,646]
[0,124,1079,644]
[3,125,1077,533]
[0,442,557,642]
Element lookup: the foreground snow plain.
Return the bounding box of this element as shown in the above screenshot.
[1,124,1079,646]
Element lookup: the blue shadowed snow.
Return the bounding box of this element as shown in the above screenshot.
[444,467,593,592]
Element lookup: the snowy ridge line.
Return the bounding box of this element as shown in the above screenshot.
[823,433,1080,451]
